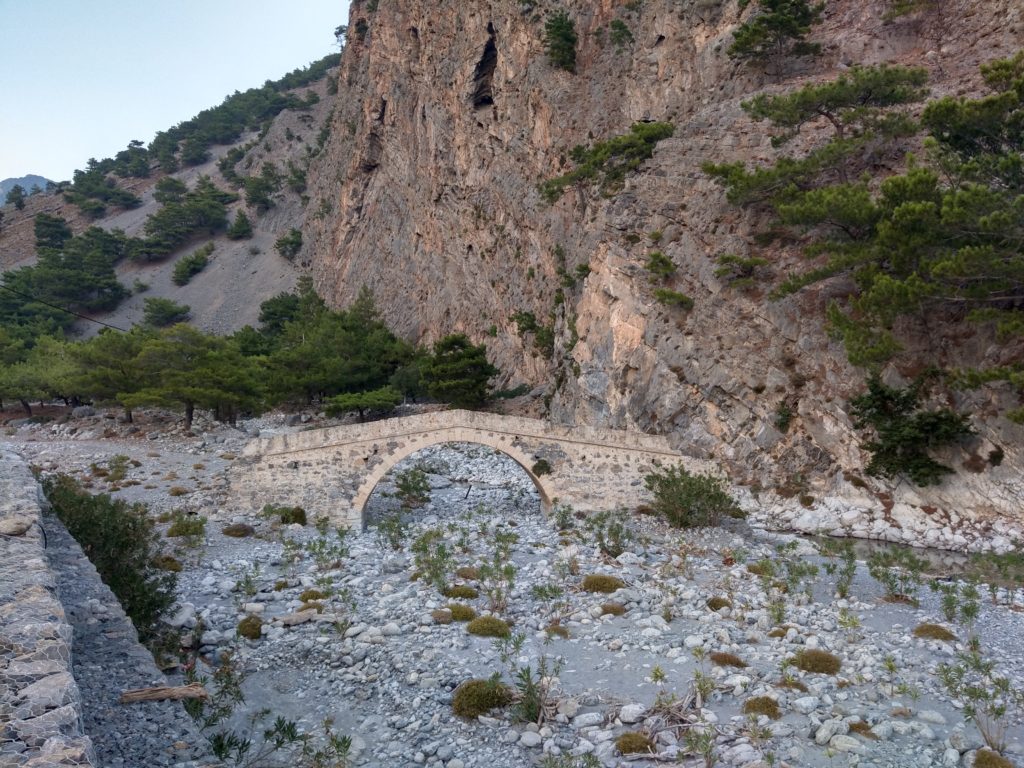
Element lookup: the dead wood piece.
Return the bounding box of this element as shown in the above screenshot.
[120,683,208,704]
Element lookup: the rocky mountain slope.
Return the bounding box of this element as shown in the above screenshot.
[302,0,1024,537]
[0,72,338,334]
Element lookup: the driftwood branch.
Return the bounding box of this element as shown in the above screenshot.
[120,683,208,704]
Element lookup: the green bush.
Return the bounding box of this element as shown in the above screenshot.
[792,648,842,674]
[172,243,213,285]
[850,374,974,486]
[544,11,578,72]
[167,512,206,538]
[43,475,176,642]
[263,503,307,525]
[448,603,478,622]
[644,465,741,527]
[653,289,694,310]
[452,677,513,718]
[143,297,191,327]
[466,616,511,638]
[274,228,303,259]
[615,732,654,755]
[393,467,430,509]
[581,574,625,593]
[541,122,674,203]
[237,615,263,640]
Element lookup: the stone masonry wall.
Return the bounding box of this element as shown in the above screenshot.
[0,450,94,768]
[232,410,718,528]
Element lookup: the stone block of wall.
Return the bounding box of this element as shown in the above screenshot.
[0,449,94,768]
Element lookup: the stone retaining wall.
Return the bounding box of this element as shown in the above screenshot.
[0,450,94,768]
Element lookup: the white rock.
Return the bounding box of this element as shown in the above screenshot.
[792,696,820,714]
[619,704,646,724]
[572,712,603,728]
[919,710,947,725]
[684,635,704,649]
[519,731,543,748]
[829,735,865,754]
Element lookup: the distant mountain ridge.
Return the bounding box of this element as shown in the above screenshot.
[0,175,51,197]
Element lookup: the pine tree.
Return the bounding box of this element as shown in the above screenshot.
[5,184,26,210]
[226,210,253,240]
[728,0,824,68]
[544,11,578,73]
[422,334,497,409]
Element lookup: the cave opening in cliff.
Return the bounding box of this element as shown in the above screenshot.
[471,24,498,109]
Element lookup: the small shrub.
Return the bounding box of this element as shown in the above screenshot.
[448,603,477,622]
[167,513,206,538]
[747,561,772,576]
[300,588,328,602]
[143,297,190,327]
[913,623,957,642]
[274,228,303,259]
[653,289,694,310]
[545,622,570,639]
[466,616,511,638]
[262,504,307,526]
[974,750,1014,768]
[172,243,213,286]
[431,608,453,624]
[168,486,189,497]
[393,467,430,508]
[443,584,479,599]
[584,509,635,558]
[581,574,626,593]
[615,732,654,755]
[709,651,748,668]
[151,554,182,572]
[222,523,255,538]
[532,458,552,476]
[452,677,513,718]
[867,548,927,604]
[237,616,263,640]
[706,596,732,611]
[644,465,741,528]
[792,649,842,675]
[742,696,781,720]
[767,627,787,638]
[455,566,480,580]
[847,720,879,740]
[601,602,626,616]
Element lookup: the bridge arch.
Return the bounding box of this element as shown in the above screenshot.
[352,432,552,526]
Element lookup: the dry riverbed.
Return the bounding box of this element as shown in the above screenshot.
[5,409,1024,768]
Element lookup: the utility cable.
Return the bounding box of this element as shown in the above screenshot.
[0,283,129,332]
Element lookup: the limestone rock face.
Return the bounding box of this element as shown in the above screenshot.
[306,0,1024,540]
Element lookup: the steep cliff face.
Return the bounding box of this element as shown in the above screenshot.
[306,0,1024,545]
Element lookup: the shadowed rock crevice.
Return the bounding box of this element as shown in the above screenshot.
[471,23,497,109]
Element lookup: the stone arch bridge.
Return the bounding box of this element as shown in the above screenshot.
[230,409,714,529]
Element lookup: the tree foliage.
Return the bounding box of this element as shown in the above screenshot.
[541,122,675,203]
[705,54,1024,418]
[143,298,191,327]
[728,0,824,67]
[422,334,497,409]
[850,374,974,485]
[43,474,176,642]
[644,466,742,528]
[5,184,26,210]
[544,11,578,72]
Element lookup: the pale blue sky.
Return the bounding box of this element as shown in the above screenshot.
[0,1,349,182]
